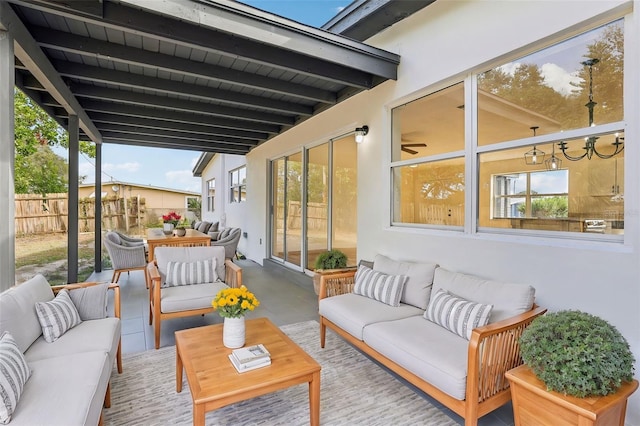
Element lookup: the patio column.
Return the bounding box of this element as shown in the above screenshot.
[67,114,79,283]
[0,29,15,290]
[94,142,102,273]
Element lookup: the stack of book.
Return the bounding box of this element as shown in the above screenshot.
[228,344,271,373]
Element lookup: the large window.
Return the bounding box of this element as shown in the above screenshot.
[391,19,625,238]
[391,82,465,227]
[477,20,624,236]
[230,167,246,203]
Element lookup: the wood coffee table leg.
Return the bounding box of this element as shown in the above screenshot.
[193,402,205,426]
[309,370,321,426]
[176,349,183,393]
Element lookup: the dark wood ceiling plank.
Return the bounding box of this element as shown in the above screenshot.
[80,99,281,134]
[89,112,268,141]
[70,83,295,126]
[96,123,260,146]
[101,131,252,154]
[100,2,375,88]
[53,60,313,116]
[30,26,337,104]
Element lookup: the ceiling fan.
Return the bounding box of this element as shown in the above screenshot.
[401,131,427,155]
[401,143,427,155]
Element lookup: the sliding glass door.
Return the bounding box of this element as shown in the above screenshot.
[271,153,302,267]
[271,135,357,271]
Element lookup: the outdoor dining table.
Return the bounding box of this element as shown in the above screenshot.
[146,228,211,260]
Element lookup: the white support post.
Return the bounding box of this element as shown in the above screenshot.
[0,30,15,290]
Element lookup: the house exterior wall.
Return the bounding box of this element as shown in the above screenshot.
[242,1,640,422]
[200,154,248,255]
[79,184,196,207]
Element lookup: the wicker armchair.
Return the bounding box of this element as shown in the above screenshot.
[104,232,148,285]
[113,231,145,248]
[211,227,242,259]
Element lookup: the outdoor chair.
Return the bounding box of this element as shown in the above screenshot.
[146,245,242,348]
[104,231,148,285]
[113,231,146,248]
[210,227,242,260]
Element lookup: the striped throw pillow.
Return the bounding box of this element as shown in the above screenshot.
[35,289,82,343]
[425,289,493,340]
[353,265,407,307]
[165,258,218,287]
[0,332,31,424]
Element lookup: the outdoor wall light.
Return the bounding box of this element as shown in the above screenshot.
[355,126,369,143]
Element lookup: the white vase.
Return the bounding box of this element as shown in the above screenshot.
[223,317,245,348]
[163,223,174,232]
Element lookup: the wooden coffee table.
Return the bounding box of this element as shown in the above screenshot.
[175,317,321,426]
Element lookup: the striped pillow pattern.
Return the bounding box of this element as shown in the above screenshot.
[425,289,493,340]
[0,332,31,424]
[165,258,217,287]
[35,289,81,343]
[353,265,407,307]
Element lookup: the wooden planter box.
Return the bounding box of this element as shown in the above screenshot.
[506,365,638,426]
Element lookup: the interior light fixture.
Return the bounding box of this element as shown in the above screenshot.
[524,126,545,165]
[558,58,624,161]
[355,125,369,143]
[545,141,562,171]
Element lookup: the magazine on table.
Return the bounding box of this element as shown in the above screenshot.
[228,354,271,373]
[231,344,270,365]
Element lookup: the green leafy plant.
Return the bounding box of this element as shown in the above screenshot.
[519,310,635,397]
[314,249,348,270]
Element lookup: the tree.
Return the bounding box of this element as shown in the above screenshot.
[14,88,96,194]
[15,145,68,194]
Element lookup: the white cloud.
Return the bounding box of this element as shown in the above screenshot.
[165,170,201,193]
[540,63,582,97]
[103,162,141,173]
[79,162,95,180]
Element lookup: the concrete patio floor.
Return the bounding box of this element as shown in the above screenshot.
[91,259,514,426]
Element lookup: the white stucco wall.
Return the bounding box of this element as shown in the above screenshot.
[200,154,248,255]
[244,1,640,422]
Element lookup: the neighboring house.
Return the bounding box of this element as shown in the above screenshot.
[79,181,201,224]
[195,2,640,423]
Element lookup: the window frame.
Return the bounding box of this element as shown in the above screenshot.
[207,178,215,212]
[388,18,627,244]
[229,166,247,203]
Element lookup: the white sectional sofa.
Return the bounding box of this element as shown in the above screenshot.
[0,275,122,425]
[318,254,546,426]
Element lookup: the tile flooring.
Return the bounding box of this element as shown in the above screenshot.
[92,259,513,426]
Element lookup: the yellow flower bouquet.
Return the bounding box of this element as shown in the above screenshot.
[212,285,260,318]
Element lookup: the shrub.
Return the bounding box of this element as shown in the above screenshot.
[519,310,635,397]
[314,250,348,270]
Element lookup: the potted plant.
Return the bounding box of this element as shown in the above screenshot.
[174,226,187,237]
[312,249,350,295]
[506,310,638,425]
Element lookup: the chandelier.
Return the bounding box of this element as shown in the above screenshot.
[558,58,624,161]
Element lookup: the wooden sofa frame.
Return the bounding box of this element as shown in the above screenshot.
[318,270,547,426]
[51,281,122,426]
[146,258,243,349]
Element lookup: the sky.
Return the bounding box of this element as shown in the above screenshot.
[64,1,350,193]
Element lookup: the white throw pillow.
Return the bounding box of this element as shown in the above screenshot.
[0,332,31,424]
[35,289,82,343]
[164,258,218,287]
[69,283,109,320]
[353,265,407,307]
[424,289,493,340]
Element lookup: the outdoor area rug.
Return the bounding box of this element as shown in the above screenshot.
[103,320,457,425]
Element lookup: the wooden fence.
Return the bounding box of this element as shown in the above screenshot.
[14,193,147,235]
